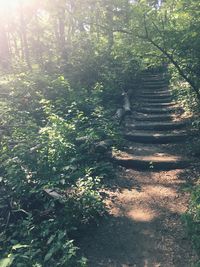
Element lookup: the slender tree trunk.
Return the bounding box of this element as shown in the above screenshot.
[20,3,32,70]
[0,23,11,69]
[12,33,20,58]
[19,32,25,61]
[106,7,114,51]
[58,8,66,58]
[54,19,60,64]
[34,14,43,67]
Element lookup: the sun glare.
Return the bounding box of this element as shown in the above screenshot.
[0,0,24,11]
[0,0,17,10]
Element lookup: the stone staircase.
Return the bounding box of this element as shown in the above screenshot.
[113,72,191,171]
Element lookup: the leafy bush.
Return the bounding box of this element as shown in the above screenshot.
[184,184,200,263]
[169,66,200,114]
[0,71,120,266]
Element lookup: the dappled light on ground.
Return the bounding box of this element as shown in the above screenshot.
[127,208,156,222]
[78,168,196,266]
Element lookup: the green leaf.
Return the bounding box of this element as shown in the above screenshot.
[0,254,15,267]
[44,249,54,262]
[47,235,56,245]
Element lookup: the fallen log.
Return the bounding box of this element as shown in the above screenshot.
[75,137,113,153]
[123,92,131,114]
[44,189,65,200]
[114,108,125,123]
[115,91,131,124]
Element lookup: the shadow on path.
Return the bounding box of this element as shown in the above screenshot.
[78,168,196,267]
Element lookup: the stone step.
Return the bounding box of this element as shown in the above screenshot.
[137,92,170,98]
[143,78,167,81]
[140,91,171,96]
[142,80,166,84]
[140,89,170,94]
[120,73,190,171]
[142,79,166,82]
[134,114,173,122]
[143,84,168,89]
[137,97,173,104]
[127,121,186,131]
[143,82,168,86]
[139,94,173,100]
[139,94,172,99]
[141,74,162,78]
[135,106,177,114]
[142,73,165,76]
[142,76,166,79]
[139,102,175,108]
[142,82,167,85]
[112,150,189,171]
[136,95,172,101]
[124,131,187,144]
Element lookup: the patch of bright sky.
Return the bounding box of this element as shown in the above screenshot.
[0,0,20,9]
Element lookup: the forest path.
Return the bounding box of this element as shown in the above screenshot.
[78,73,197,266]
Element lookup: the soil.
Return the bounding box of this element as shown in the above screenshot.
[78,167,198,267]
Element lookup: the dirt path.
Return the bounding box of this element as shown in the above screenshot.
[78,168,196,266]
[78,73,197,266]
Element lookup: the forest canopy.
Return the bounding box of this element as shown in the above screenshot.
[0,0,200,101]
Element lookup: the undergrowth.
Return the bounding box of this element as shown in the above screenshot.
[170,68,200,263]
[184,184,200,266]
[0,71,123,266]
[170,67,200,156]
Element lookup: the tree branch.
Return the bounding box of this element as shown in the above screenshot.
[140,14,200,101]
[145,36,200,101]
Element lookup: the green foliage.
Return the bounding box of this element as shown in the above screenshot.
[0,175,100,266]
[184,183,200,263]
[169,67,200,114]
[0,69,123,266]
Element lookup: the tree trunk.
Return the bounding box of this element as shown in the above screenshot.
[0,24,11,69]
[106,6,114,51]
[20,3,32,70]
[123,92,131,114]
[58,8,66,58]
